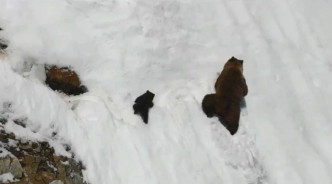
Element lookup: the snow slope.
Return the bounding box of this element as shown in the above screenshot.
[1,0,332,183]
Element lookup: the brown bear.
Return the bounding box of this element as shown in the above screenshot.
[202,57,248,135]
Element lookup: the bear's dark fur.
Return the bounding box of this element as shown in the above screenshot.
[202,57,248,135]
[133,90,155,124]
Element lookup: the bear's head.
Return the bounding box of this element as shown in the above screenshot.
[223,56,244,72]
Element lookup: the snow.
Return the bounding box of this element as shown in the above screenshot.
[0,0,332,184]
[0,173,15,183]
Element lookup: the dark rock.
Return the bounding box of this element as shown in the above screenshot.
[0,41,7,50]
[64,144,71,152]
[133,90,155,124]
[0,118,7,124]
[8,132,16,139]
[13,119,27,128]
[45,65,88,96]
[31,142,39,149]
[0,133,9,143]
[0,28,7,59]
[0,27,7,49]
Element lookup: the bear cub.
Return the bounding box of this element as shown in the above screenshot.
[202,57,248,135]
[133,90,155,124]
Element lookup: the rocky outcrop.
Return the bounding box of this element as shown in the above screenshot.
[45,65,88,96]
[0,41,7,50]
[0,27,7,60]
[0,119,86,184]
[0,27,7,50]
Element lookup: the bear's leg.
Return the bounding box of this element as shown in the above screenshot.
[202,94,217,117]
[222,103,240,135]
[140,109,149,124]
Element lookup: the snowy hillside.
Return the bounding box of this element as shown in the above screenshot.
[1,0,332,183]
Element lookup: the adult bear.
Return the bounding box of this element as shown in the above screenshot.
[202,57,248,135]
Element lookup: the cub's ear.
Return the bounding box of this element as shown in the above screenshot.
[239,60,243,64]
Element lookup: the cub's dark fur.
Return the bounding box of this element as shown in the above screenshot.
[133,90,155,124]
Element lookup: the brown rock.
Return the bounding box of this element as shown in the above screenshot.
[23,155,40,175]
[45,65,88,96]
[8,132,16,139]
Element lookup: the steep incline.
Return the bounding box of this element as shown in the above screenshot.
[0,0,332,183]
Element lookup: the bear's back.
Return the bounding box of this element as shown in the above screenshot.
[215,67,245,101]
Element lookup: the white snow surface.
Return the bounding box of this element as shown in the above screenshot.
[0,173,15,183]
[0,0,332,184]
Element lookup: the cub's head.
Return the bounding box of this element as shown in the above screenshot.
[223,56,244,72]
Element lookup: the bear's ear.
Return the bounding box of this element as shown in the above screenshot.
[229,56,236,62]
[239,60,243,64]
